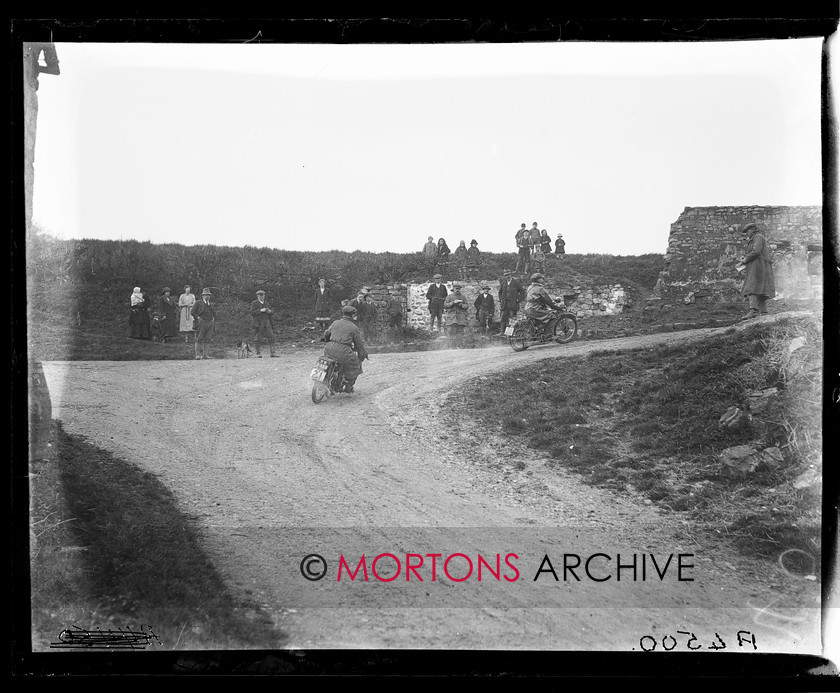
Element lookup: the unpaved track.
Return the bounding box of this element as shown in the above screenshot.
[41,321,822,652]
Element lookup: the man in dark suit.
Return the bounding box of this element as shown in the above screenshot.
[250,289,278,357]
[499,269,525,333]
[191,288,216,360]
[425,274,448,332]
[474,285,496,335]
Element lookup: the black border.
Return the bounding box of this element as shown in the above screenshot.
[10,13,840,682]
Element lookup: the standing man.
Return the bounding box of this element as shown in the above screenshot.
[426,274,448,332]
[423,236,437,278]
[515,230,531,274]
[362,293,378,342]
[444,284,469,348]
[385,294,404,329]
[474,285,495,335]
[349,290,367,311]
[739,222,776,319]
[499,269,524,333]
[249,289,278,357]
[191,288,216,360]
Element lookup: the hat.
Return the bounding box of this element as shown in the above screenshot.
[532,222,538,226]
[453,284,463,289]
[741,223,758,233]
[470,239,478,245]
[342,305,357,315]
[428,236,434,241]
[459,240,466,245]
[161,287,171,294]
[433,274,442,280]
[202,288,212,296]
[481,285,490,291]
[557,233,563,238]
[520,223,526,228]
[256,289,266,295]
[530,273,545,282]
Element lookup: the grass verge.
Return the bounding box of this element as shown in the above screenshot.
[30,421,286,650]
[446,314,822,563]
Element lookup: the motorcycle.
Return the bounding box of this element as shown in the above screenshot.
[505,309,578,352]
[310,356,350,403]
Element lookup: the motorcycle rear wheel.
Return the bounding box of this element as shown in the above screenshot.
[509,323,531,351]
[311,382,327,404]
[552,313,578,343]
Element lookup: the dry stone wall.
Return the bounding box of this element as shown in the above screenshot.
[651,206,822,307]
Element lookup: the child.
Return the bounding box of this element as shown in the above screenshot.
[130,286,144,307]
[150,311,162,342]
[466,239,482,280]
[453,240,468,280]
[554,234,566,255]
[531,246,546,274]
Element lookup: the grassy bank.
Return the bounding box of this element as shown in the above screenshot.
[445,315,822,562]
[30,422,286,650]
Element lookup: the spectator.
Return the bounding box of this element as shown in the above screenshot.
[453,240,468,281]
[157,287,178,343]
[426,274,448,331]
[444,284,469,348]
[423,236,437,277]
[499,269,525,332]
[178,285,196,343]
[385,295,404,329]
[139,288,152,339]
[314,278,333,333]
[129,287,147,339]
[539,229,552,254]
[349,290,367,311]
[554,234,566,255]
[739,222,776,320]
[150,311,162,342]
[515,231,531,274]
[474,285,495,335]
[361,293,378,342]
[249,289,278,357]
[191,288,216,360]
[528,222,541,248]
[435,238,451,279]
[531,245,546,274]
[466,239,482,280]
[515,223,527,248]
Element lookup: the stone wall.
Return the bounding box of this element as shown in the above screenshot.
[651,206,822,306]
[405,279,629,329]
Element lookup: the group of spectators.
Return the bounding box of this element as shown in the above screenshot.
[314,278,405,343]
[422,236,483,280]
[128,284,217,358]
[515,222,565,275]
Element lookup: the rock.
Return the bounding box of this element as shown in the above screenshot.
[793,467,821,491]
[718,406,752,429]
[788,336,807,354]
[759,446,785,470]
[720,445,760,478]
[684,291,696,304]
[747,387,779,414]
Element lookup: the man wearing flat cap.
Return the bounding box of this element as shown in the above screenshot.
[499,269,525,333]
[323,305,368,393]
[738,222,776,320]
[250,289,278,357]
[474,285,495,336]
[426,275,448,332]
[444,284,469,348]
[191,288,216,360]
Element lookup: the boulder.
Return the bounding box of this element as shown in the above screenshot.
[747,387,779,414]
[720,445,761,478]
[788,336,807,354]
[759,446,785,470]
[793,467,821,492]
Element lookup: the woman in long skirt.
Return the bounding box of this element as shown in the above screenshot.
[158,287,178,343]
[178,285,196,342]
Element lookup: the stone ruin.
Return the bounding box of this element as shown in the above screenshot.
[648,206,822,310]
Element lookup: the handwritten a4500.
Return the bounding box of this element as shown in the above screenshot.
[637,630,758,652]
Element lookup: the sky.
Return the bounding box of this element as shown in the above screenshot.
[29,39,827,255]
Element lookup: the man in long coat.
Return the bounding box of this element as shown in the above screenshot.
[423,236,437,277]
[323,305,368,393]
[426,275,448,331]
[191,288,216,360]
[474,285,495,335]
[739,222,776,320]
[444,284,469,348]
[249,289,278,357]
[498,269,525,332]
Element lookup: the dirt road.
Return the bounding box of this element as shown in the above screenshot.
[40,323,822,652]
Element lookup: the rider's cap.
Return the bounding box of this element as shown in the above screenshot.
[202,288,212,295]
[342,305,357,315]
[256,289,266,295]
[530,273,545,282]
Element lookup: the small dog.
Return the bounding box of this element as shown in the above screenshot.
[236,340,253,359]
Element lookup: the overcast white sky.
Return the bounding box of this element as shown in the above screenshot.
[30,39,826,255]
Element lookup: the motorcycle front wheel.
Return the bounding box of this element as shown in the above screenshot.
[311,382,327,404]
[552,313,578,343]
[509,323,531,352]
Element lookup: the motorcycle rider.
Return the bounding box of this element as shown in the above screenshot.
[322,305,369,393]
[524,273,563,337]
